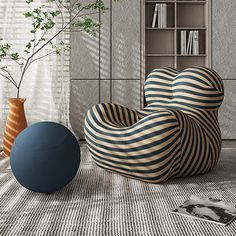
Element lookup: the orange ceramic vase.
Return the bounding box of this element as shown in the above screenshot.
[3,98,27,157]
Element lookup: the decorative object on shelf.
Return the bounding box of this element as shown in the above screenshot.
[10,122,80,193]
[3,98,27,157]
[0,0,110,156]
[84,66,224,183]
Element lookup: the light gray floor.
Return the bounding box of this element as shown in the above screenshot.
[0,144,236,236]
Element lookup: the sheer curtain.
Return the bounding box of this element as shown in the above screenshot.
[0,0,70,149]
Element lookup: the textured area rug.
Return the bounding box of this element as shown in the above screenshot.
[0,144,236,236]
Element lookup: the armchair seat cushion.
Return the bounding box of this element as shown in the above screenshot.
[84,67,224,183]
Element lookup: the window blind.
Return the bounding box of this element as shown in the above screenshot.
[0,0,71,144]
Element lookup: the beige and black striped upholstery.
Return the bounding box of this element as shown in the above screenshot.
[84,67,224,183]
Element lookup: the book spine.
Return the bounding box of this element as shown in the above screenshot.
[181,30,186,55]
[193,30,199,55]
[184,31,187,55]
[160,4,163,28]
[157,4,161,28]
[152,4,158,28]
[190,31,194,55]
[162,4,167,28]
[186,31,191,54]
[181,31,183,54]
[187,31,193,55]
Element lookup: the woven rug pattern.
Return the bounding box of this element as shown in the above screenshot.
[0,144,236,236]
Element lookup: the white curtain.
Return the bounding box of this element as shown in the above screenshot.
[0,0,70,149]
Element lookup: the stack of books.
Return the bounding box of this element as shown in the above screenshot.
[181,30,199,55]
[152,3,167,28]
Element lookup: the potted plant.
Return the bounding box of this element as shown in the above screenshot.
[0,0,109,157]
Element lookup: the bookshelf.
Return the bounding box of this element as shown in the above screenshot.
[143,0,211,77]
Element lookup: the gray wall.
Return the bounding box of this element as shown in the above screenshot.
[212,0,236,139]
[70,0,236,140]
[70,0,141,139]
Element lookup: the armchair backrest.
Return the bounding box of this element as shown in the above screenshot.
[144,66,224,111]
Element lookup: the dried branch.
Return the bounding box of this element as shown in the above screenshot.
[30,50,57,64]
[0,71,18,88]
[0,67,17,86]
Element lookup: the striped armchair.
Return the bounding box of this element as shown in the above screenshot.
[84,67,224,183]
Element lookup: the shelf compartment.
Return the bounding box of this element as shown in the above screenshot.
[146,56,175,77]
[177,56,205,70]
[177,29,206,55]
[146,30,175,54]
[145,2,175,28]
[177,3,205,27]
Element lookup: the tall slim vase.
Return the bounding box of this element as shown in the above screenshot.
[3,98,27,157]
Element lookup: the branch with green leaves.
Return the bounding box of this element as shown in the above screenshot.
[0,0,111,98]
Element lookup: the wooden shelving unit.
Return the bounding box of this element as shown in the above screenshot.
[143,0,211,77]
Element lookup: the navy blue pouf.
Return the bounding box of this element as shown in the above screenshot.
[10,122,80,193]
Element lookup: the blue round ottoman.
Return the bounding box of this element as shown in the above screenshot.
[10,122,80,193]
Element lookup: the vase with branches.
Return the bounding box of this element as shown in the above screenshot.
[0,0,111,157]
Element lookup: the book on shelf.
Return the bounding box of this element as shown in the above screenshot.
[181,30,199,55]
[172,195,236,226]
[161,4,167,28]
[157,4,161,28]
[151,4,167,28]
[187,31,193,54]
[193,30,199,55]
[181,31,187,55]
[152,3,158,28]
